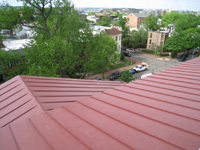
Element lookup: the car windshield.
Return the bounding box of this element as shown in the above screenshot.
[136,66,141,68]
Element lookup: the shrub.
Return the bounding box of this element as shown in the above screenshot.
[171,51,177,58]
[120,52,125,60]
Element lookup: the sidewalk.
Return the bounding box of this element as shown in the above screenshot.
[85,57,142,80]
[142,52,171,60]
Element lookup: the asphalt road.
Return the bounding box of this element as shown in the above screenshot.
[117,52,196,81]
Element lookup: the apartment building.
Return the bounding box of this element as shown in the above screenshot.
[147,30,169,50]
[126,13,149,28]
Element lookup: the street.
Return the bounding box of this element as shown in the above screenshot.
[117,52,195,81]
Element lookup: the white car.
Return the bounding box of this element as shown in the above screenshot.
[141,73,152,79]
[133,64,148,72]
[127,48,136,53]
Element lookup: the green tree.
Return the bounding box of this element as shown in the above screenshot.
[161,12,181,27]
[119,69,137,83]
[0,4,21,31]
[156,45,166,54]
[142,14,160,30]
[97,16,112,27]
[90,12,95,15]
[131,27,148,48]
[0,50,29,80]
[82,31,119,79]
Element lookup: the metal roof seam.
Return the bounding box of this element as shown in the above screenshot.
[160,70,200,77]
[1,88,25,103]
[153,73,200,81]
[122,85,200,103]
[62,105,135,150]
[77,101,185,149]
[90,95,200,137]
[28,118,55,150]
[46,110,92,150]
[130,82,200,96]
[148,76,200,85]
[9,125,20,150]
[0,83,22,96]
[1,99,32,118]
[111,88,200,111]
[1,105,38,128]
[1,93,29,110]
[0,78,19,90]
[37,95,92,97]
[19,76,45,111]
[40,100,76,103]
[138,79,200,90]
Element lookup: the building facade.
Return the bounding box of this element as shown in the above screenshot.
[147,30,169,50]
[126,13,149,28]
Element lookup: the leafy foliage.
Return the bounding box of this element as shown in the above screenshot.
[0,4,21,30]
[142,14,160,30]
[97,16,112,27]
[0,50,29,80]
[119,69,137,83]
[161,12,181,27]
[131,27,148,48]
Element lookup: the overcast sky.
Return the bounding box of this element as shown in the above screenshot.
[2,0,200,11]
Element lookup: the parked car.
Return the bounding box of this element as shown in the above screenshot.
[180,53,189,57]
[127,48,136,53]
[133,64,148,72]
[91,77,102,80]
[141,73,152,79]
[129,69,136,74]
[123,51,131,57]
[108,71,121,81]
[121,47,126,51]
[178,55,187,62]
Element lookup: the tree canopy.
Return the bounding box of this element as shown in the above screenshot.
[142,14,160,31]
[161,12,181,27]
[97,16,112,27]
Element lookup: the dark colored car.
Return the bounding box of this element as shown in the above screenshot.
[129,69,136,74]
[108,71,121,81]
[91,77,102,80]
[180,53,189,57]
[191,50,197,55]
[123,51,131,57]
[178,55,187,62]
[121,47,126,51]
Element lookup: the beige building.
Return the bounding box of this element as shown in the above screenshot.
[105,28,122,51]
[126,13,149,28]
[147,31,169,50]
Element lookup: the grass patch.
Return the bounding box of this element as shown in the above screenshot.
[143,49,170,57]
[110,63,126,69]
[122,60,135,65]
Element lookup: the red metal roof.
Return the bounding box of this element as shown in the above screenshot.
[1,57,200,150]
[105,28,121,35]
[0,75,125,128]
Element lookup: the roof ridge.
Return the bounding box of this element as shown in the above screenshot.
[19,75,45,110]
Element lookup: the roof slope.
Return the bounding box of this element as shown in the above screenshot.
[105,28,121,35]
[0,75,125,128]
[131,13,150,18]
[0,76,44,128]
[1,57,200,149]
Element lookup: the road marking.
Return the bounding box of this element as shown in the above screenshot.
[156,58,163,60]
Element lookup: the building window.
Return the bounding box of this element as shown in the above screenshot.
[119,36,121,41]
[161,42,163,45]
[150,33,152,38]
[149,46,151,49]
[162,34,164,40]
[116,36,118,41]
[149,39,151,44]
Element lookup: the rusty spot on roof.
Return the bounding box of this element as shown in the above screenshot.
[105,28,121,35]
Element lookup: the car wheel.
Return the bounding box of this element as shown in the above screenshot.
[145,68,147,70]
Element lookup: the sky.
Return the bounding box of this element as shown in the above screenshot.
[2,0,200,11]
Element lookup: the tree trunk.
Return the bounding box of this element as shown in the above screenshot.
[60,70,65,78]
